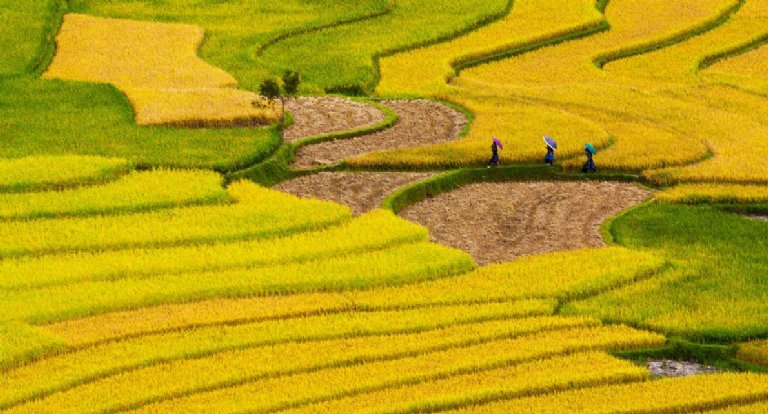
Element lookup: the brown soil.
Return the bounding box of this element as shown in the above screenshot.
[274,172,434,216]
[648,360,717,377]
[283,97,385,142]
[292,100,466,168]
[398,181,652,265]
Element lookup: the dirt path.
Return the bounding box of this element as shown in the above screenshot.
[274,172,434,215]
[398,181,652,265]
[283,97,386,142]
[292,100,466,168]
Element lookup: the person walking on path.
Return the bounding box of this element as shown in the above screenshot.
[543,136,557,166]
[488,137,502,167]
[545,145,555,166]
[582,143,597,173]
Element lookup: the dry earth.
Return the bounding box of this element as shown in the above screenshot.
[274,172,434,216]
[750,215,768,222]
[648,360,718,378]
[398,181,652,265]
[292,100,466,168]
[283,97,386,142]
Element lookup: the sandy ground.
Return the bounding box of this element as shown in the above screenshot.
[648,360,718,377]
[749,215,768,222]
[292,99,466,168]
[398,181,652,265]
[274,172,434,216]
[283,97,385,142]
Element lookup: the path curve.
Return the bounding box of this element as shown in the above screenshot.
[283,97,386,142]
[398,181,652,265]
[274,172,434,216]
[292,99,466,168]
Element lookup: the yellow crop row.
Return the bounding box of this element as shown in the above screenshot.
[0,308,572,408]
[0,169,226,220]
[454,372,768,413]
[348,247,664,308]
[125,87,279,128]
[702,0,768,94]
[36,244,663,345]
[0,180,350,259]
[4,241,474,324]
[704,400,768,413]
[44,14,280,127]
[45,293,352,348]
[45,293,547,349]
[557,107,711,171]
[0,210,426,291]
[287,352,645,414]
[657,183,768,203]
[704,44,768,94]
[0,322,65,372]
[737,339,768,367]
[461,0,729,87]
[605,0,768,85]
[127,324,661,414]
[8,318,595,413]
[376,0,602,97]
[0,155,131,193]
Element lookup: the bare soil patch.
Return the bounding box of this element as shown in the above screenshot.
[274,172,434,216]
[292,100,466,168]
[749,214,768,222]
[283,97,385,142]
[398,181,652,265]
[648,360,718,377]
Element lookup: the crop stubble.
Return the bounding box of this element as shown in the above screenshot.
[399,181,652,265]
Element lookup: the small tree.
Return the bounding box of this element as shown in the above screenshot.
[259,78,283,125]
[282,70,301,96]
[258,79,280,101]
[259,71,300,127]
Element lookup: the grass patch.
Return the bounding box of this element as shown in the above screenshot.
[0,78,281,170]
[562,203,768,341]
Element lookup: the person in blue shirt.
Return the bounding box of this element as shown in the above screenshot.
[488,141,500,167]
[582,145,596,173]
[544,145,555,166]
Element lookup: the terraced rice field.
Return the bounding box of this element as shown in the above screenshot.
[3,0,768,412]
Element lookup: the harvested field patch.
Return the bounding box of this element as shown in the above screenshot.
[292,100,465,167]
[283,97,385,142]
[399,181,652,265]
[274,172,434,215]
